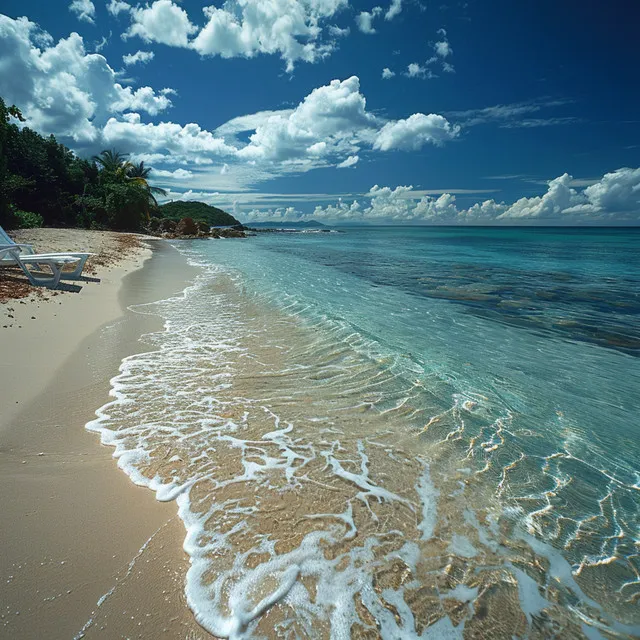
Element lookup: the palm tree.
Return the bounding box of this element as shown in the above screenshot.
[92,149,131,179]
[126,160,151,179]
[92,150,167,224]
[126,160,167,209]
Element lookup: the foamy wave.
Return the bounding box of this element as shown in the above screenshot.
[86,249,640,638]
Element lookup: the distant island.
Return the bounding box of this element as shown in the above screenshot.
[159,201,240,227]
[246,220,327,229]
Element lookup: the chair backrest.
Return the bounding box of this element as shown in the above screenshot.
[0,226,16,246]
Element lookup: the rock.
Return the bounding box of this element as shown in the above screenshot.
[218,228,246,238]
[175,217,199,236]
[196,221,210,236]
[158,218,177,233]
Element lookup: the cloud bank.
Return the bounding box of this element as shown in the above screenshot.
[241,168,640,225]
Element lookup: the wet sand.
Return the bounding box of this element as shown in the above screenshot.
[0,239,213,639]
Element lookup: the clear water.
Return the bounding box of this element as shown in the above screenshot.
[89,227,640,639]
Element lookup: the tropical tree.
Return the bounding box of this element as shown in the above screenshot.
[126,160,167,210]
[92,149,131,179]
[0,95,169,231]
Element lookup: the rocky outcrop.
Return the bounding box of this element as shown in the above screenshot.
[148,216,247,239]
[175,217,199,236]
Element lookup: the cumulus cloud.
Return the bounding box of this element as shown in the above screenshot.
[433,38,453,58]
[337,155,359,168]
[405,62,427,78]
[192,0,348,71]
[122,49,154,65]
[374,113,460,151]
[152,168,194,179]
[0,15,172,144]
[265,168,640,224]
[124,0,197,47]
[235,76,378,163]
[0,19,458,188]
[115,85,171,115]
[382,67,395,79]
[120,0,349,71]
[107,0,131,17]
[582,167,640,213]
[356,7,382,34]
[385,0,402,20]
[102,112,235,161]
[69,0,96,24]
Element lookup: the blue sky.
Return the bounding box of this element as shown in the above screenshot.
[1,0,639,224]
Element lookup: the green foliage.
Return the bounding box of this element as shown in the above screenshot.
[158,200,239,227]
[12,208,44,228]
[0,95,170,232]
[104,182,149,231]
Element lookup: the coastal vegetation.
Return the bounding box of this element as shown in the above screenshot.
[0,97,239,234]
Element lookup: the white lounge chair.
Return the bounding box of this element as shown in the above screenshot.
[0,226,94,287]
[0,247,91,288]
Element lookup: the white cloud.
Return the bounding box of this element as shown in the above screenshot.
[107,0,131,17]
[582,167,640,213]
[337,155,359,168]
[385,0,402,20]
[215,110,294,140]
[328,24,350,37]
[69,0,96,24]
[191,0,349,72]
[236,76,377,163]
[119,0,350,72]
[125,0,197,47]
[122,49,155,65]
[152,168,194,179]
[0,15,172,144]
[356,7,382,34]
[220,163,230,175]
[102,113,235,160]
[298,168,640,224]
[434,39,452,58]
[374,113,460,150]
[405,62,427,78]
[382,67,395,79]
[115,85,171,115]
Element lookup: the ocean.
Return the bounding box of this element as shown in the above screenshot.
[88,227,640,639]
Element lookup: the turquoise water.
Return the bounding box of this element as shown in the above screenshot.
[194,226,640,628]
[90,227,640,637]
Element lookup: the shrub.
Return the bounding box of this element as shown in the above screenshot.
[14,208,44,229]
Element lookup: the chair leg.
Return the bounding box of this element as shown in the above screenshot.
[64,255,89,280]
[18,260,62,288]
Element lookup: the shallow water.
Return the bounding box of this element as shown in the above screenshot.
[88,227,640,639]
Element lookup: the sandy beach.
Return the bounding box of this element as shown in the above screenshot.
[0,230,212,639]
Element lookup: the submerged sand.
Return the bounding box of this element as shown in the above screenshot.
[0,232,212,639]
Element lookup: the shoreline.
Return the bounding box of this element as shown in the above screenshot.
[0,238,212,639]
